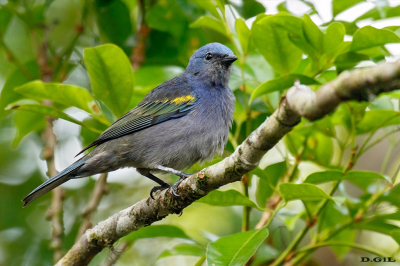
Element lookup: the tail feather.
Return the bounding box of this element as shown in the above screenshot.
[22,159,85,207]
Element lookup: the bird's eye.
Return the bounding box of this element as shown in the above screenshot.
[205,52,212,60]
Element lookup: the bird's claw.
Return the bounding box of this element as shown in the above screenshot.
[150,183,170,200]
[169,174,190,197]
[178,173,191,179]
[170,182,180,197]
[149,174,190,199]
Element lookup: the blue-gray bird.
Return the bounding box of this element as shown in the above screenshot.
[22,42,237,206]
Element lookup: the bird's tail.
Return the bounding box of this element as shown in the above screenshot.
[22,159,85,207]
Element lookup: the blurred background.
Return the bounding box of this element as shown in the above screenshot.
[1,0,400,265]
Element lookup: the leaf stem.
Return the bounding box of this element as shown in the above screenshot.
[355,114,399,160]
[242,174,251,232]
[297,241,391,258]
[0,38,35,79]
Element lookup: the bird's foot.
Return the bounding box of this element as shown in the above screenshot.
[150,183,170,200]
[169,174,191,197]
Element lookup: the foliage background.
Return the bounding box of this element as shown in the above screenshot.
[1,0,400,265]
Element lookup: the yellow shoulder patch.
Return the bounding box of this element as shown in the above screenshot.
[170,95,195,104]
[154,98,170,103]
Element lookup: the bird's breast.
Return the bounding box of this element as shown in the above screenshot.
[189,86,235,160]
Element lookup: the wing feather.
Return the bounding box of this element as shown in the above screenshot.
[76,94,196,156]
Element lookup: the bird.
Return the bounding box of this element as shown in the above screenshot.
[22,42,237,207]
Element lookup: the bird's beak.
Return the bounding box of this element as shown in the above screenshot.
[222,54,238,64]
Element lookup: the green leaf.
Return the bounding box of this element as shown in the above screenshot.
[334,21,359,35]
[12,110,46,147]
[353,219,400,238]
[387,5,400,19]
[305,170,390,184]
[318,201,356,258]
[84,44,134,118]
[356,110,400,134]
[206,228,268,266]
[334,51,369,72]
[235,18,250,54]
[391,230,400,245]
[252,244,279,265]
[189,0,221,19]
[80,117,108,148]
[46,0,83,53]
[286,129,334,166]
[158,243,205,259]
[146,0,187,38]
[358,46,391,62]
[370,95,394,110]
[133,66,184,103]
[253,162,287,207]
[332,0,363,17]
[5,101,102,133]
[279,183,334,202]
[305,171,343,184]
[124,225,190,242]
[95,0,132,47]
[0,7,13,35]
[288,17,346,70]
[197,189,258,209]
[353,2,392,23]
[255,18,343,74]
[230,0,266,20]
[313,116,336,137]
[351,26,400,51]
[319,23,348,68]
[276,15,321,68]
[378,184,400,207]
[15,81,108,125]
[252,15,303,75]
[302,14,323,58]
[323,23,346,55]
[0,61,39,120]
[214,0,225,13]
[250,74,319,101]
[190,16,226,36]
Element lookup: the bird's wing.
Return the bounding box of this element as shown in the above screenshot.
[76,91,197,156]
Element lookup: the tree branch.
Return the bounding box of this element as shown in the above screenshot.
[55,60,400,266]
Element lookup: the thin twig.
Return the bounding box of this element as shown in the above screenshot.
[102,241,129,266]
[76,173,109,241]
[0,38,34,79]
[36,25,65,261]
[241,174,251,232]
[43,109,64,263]
[130,0,151,70]
[255,195,281,229]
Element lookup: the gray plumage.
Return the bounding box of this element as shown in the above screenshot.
[23,42,237,206]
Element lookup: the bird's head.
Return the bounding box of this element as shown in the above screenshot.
[186,43,238,86]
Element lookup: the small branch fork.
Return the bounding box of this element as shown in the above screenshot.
[56,60,400,266]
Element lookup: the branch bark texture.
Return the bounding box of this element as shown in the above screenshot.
[56,60,400,266]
